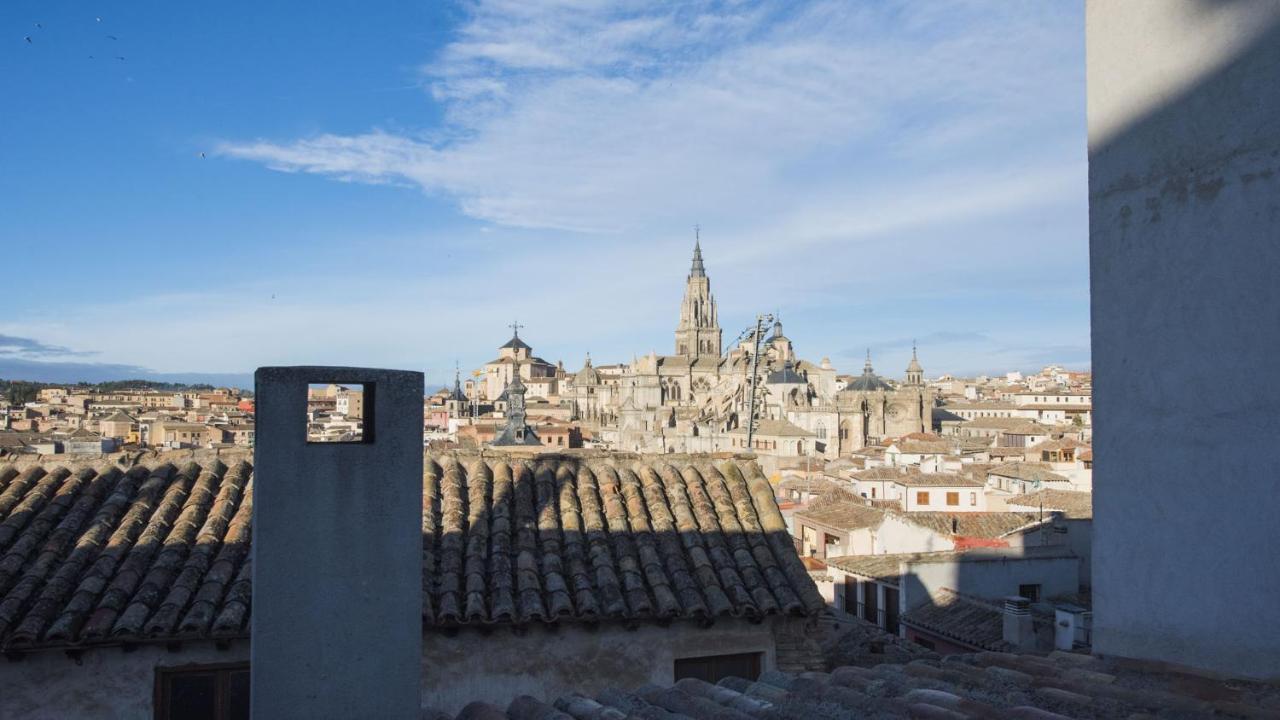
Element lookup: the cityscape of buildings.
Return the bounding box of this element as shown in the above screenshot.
[3,0,1276,716]
[0,241,1098,680]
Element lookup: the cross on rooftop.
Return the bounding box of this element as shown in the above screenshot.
[510,320,524,337]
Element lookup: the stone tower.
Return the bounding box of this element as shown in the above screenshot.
[905,342,924,386]
[674,237,722,359]
[492,373,539,446]
[445,363,468,417]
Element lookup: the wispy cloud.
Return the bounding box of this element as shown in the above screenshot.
[219,1,1084,236]
[0,334,97,358]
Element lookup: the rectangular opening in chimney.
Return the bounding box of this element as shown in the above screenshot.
[1018,584,1042,603]
[305,382,374,443]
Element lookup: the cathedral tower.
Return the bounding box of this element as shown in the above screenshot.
[674,235,722,359]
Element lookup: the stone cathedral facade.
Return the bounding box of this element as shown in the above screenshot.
[495,242,931,458]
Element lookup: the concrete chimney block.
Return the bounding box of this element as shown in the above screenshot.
[252,366,424,720]
[1003,596,1036,650]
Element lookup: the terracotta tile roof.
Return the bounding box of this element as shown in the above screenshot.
[1029,438,1091,452]
[0,460,252,651]
[792,497,885,531]
[824,552,925,584]
[1007,489,1094,519]
[988,462,1071,484]
[726,418,814,437]
[423,452,824,625]
[962,418,1049,432]
[891,438,992,455]
[901,588,1014,651]
[775,475,845,494]
[0,451,823,650]
[892,473,985,488]
[851,466,912,481]
[427,648,1280,719]
[898,512,1041,538]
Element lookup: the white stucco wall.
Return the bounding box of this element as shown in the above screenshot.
[1088,0,1280,679]
[900,485,985,512]
[0,619,786,718]
[901,555,1080,614]
[873,515,951,555]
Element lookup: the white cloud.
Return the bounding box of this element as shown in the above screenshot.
[219,1,1084,236]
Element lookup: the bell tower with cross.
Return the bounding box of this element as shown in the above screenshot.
[499,320,532,362]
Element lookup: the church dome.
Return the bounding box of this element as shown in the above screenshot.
[766,359,805,384]
[574,355,601,385]
[843,351,893,392]
[500,335,531,351]
[843,373,893,392]
[906,344,923,373]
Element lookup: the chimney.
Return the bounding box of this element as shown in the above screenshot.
[1002,596,1036,650]
[252,367,423,719]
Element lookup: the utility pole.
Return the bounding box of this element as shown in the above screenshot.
[745,312,772,451]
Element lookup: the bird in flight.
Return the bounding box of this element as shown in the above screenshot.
[107,35,118,40]
[25,36,32,43]
[200,152,207,159]
[114,56,126,61]
[96,16,102,22]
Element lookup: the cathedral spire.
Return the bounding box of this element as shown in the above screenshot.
[864,348,875,375]
[690,225,706,278]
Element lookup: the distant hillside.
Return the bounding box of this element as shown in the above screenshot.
[1,378,241,406]
[0,358,252,392]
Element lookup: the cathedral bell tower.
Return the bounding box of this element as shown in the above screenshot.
[905,342,924,386]
[674,229,722,359]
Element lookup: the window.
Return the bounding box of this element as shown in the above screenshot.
[969,492,977,506]
[915,491,930,506]
[674,652,762,683]
[946,492,959,506]
[870,487,876,499]
[1018,584,1042,603]
[155,664,249,720]
[306,383,371,443]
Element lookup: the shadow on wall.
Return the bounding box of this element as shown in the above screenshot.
[1088,0,1280,677]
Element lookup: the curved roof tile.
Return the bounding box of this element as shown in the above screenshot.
[0,451,820,649]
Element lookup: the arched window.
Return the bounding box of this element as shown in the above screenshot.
[815,424,827,439]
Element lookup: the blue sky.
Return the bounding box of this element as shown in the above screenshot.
[1,1,1087,389]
